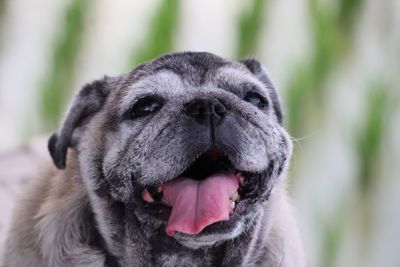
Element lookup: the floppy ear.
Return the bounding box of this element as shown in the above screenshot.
[48,78,110,169]
[240,59,283,125]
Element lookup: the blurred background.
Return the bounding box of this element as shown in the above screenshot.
[0,0,399,266]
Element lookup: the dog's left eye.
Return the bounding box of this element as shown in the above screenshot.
[129,96,163,118]
[244,92,268,110]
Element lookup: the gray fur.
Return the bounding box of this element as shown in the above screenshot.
[2,52,305,267]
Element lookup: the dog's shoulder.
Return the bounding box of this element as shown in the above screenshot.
[2,152,105,267]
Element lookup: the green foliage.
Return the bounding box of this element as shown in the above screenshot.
[285,1,376,264]
[40,0,90,131]
[286,65,314,137]
[310,5,340,88]
[0,0,5,21]
[236,0,267,58]
[130,0,180,66]
[286,0,363,137]
[320,208,348,267]
[285,3,342,136]
[338,0,363,32]
[0,0,6,48]
[357,84,390,194]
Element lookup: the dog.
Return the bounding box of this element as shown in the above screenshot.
[2,52,305,266]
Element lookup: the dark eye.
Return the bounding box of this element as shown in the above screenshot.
[244,91,268,110]
[129,96,163,119]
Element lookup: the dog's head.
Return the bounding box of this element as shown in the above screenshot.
[48,52,292,249]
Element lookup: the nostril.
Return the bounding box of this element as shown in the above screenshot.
[214,102,227,117]
[184,103,198,116]
[184,97,228,122]
[184,99,208,117]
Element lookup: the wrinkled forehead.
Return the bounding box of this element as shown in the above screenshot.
[117,62,267,111]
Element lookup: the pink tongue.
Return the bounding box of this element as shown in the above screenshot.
[162,173,239,236]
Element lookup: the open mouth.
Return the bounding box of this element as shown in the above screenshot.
[140,149,263,237]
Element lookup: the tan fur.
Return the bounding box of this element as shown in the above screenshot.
[3,153,105,267]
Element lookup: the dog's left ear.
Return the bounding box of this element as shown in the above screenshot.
[240,59,283,125]
[48,78,111,169]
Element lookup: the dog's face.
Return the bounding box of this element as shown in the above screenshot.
[49,52,292,249]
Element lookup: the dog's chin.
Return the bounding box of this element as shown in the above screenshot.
[171,201,262,249]
[132,148,272,249]
[173,220,244,249]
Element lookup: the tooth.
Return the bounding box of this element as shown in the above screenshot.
[231,191,240,201]
[239,176,244,185]
[230,201,235,209]
[141,189,154,203]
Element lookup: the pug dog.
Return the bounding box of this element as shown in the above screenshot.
[2,52,305,267]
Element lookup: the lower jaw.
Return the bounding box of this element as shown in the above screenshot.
[171,220,245,249]
[173,231,237,249]
[172,204,263,249]
[137,198,260,237]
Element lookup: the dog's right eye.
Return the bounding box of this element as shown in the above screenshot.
[128,96,164,119]
[244,91,269,110]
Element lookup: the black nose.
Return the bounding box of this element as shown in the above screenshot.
[184,97,228,125]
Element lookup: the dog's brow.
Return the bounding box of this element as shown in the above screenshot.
[215,68,268,95]
[118,71,185,115]
[217,80,263,96]
[216,79,240,92]
[118,83,158,115]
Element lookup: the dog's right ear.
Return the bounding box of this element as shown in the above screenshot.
[240,59,284,125]
[48,78,110,169]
